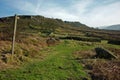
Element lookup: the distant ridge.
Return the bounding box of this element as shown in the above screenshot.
[100,24,120,30]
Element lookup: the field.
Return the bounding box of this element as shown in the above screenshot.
[0,40,120,80]
[0,41,90,80]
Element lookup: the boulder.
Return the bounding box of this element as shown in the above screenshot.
[94,47,117,60]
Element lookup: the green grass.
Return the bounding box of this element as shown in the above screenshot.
[0,41,91,80]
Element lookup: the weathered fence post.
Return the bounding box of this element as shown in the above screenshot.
[11,14,18,60]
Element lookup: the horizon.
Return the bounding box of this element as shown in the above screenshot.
[0,0,120,27]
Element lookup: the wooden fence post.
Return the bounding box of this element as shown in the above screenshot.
[11,14,18,60]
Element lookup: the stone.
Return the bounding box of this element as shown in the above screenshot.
[94,47,117,60]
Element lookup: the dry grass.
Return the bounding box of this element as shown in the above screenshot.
[87,60,120,80]
[73,50,96,59]
[74,48,120,80]
[107,48,120,59]
[0,35,48,69]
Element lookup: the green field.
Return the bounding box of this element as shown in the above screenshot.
[0,41,95,80]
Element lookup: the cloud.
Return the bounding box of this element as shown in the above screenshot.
[5,0,120,27]
[66,0,120,27]
[82,1,120,27]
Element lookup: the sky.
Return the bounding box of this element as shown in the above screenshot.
[0,0,120,27]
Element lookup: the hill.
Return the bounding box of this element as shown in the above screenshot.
[0,15,120,41]
[0,15,91,40]
[0,15,90,31]
[0,15,120,43]
[100,24,120,30]
[0,15,120,80]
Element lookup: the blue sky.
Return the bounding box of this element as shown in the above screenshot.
[0,0,120,27]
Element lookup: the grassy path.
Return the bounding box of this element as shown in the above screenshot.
[0,41,90,80]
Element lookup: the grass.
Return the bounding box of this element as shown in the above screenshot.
[0,40,91,80]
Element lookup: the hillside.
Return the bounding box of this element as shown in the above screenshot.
[0,15,90,32]
[0,15,91,41]
[0,15,120,42]
[0,15,120,80]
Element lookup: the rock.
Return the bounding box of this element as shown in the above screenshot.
[46,37,56,46]
[94,47,117,60]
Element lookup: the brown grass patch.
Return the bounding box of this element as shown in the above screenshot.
[73,50,96,59]
[87,60,120,80]
[107,48,120,59]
